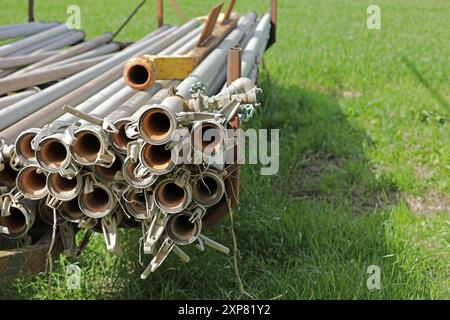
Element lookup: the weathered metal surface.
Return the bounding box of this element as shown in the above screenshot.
[0,232,61,283]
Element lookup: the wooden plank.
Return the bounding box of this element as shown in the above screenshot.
[0,232,61,283]
[222,0,236,24]
[197,2,224,47]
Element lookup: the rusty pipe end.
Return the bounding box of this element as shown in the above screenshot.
[47,172,82,201]
[94,155,123,183]
[125,189,148,220]
[154,179,192,214]
[140,143,177,175]
[79,184,116,219]
[15,130,38,163]
[59,198,85,223]
[36,137,70,171]
[38,199,66,226]
[123,55,157,91]
[192,171,225,207]
[167,213,201,245]
[192,121,226,155]
[0,205,35,239]
[122,157,157,189]
[110,119,134,154]
[0,162,18,188]
[72,130,102,165]
[138,107,177,145]
[17,166,48,199]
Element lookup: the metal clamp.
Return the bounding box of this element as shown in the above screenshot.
[101,214,121,253]
[141,237,175,279]
[143,210,167,254]
[59,222,76,257]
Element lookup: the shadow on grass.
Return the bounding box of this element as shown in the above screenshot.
[2,79,439,300]
[95,78,407,299]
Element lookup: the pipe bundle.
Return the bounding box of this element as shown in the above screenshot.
[0,12,271,277]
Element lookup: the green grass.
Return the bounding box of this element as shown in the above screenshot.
[0,0,449,299]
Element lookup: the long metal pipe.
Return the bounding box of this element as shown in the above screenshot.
[0,26,174,141]
[0,88,40,110]
[0,21,198,131]
[137,13,257,145]
[0,24,71,57]
[42,43,120,69]
[0,22,59,41]
[0,55,111,95]
[0,51,56,69]
[20,30,85,56]
[16,33,114,75]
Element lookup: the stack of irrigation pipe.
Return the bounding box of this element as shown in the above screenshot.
[0,9,272,278]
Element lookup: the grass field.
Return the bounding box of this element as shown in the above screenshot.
[0,0,448,300]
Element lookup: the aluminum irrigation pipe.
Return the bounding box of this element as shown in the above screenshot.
[0,22,52,31]
[136,12,257,145]
[0,88,40,110]
[0,51,57,69]
[55,25,195,123]
[1,27,175,153]
[29,30,86,54]
[0,22,59,41]
[0,55,111,95]
[68,25,202,166]
[42,43,120,69]
[0,21,199,131]
[207,14,271,95]
[16,33,114,75]
[0,24,71,57]
[7,29,84,57]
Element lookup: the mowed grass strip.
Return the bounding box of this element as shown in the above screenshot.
[0,0,448,299]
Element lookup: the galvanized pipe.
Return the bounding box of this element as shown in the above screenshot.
[0,55,110,95]
[166,213,201,245]
[0,22,196,130]
[0,24,71,57]
[0,88,40,110]
[137,13,257,145]
[16,33,114,75]
[78,182,117,219]
[0,22,59,41]
[154,178,192,214]
[42,43,120,70]
[0,51,56,69]
[0,203,35,239]
[0,26,174,142]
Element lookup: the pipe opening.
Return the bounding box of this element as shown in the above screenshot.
[194,176,219,202]
[95,156,122,182]
[156,182,186,210]
[73,131,101,162]
[142,110,171,141]
[60,198,84,221]
[18,133,36,161]
[111,120,133,150]
[81,187,110,213]
[0,207,26,236]
[127,192,147,218]
[39,201,65,225]
[39,139,68,169]
[0,163,18,188]
[19,167,47,197]
[49,173,77,196]
[143,144,172,170]
[194,123,223,154]
[128,65,149,85]
[168,214,199,243]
